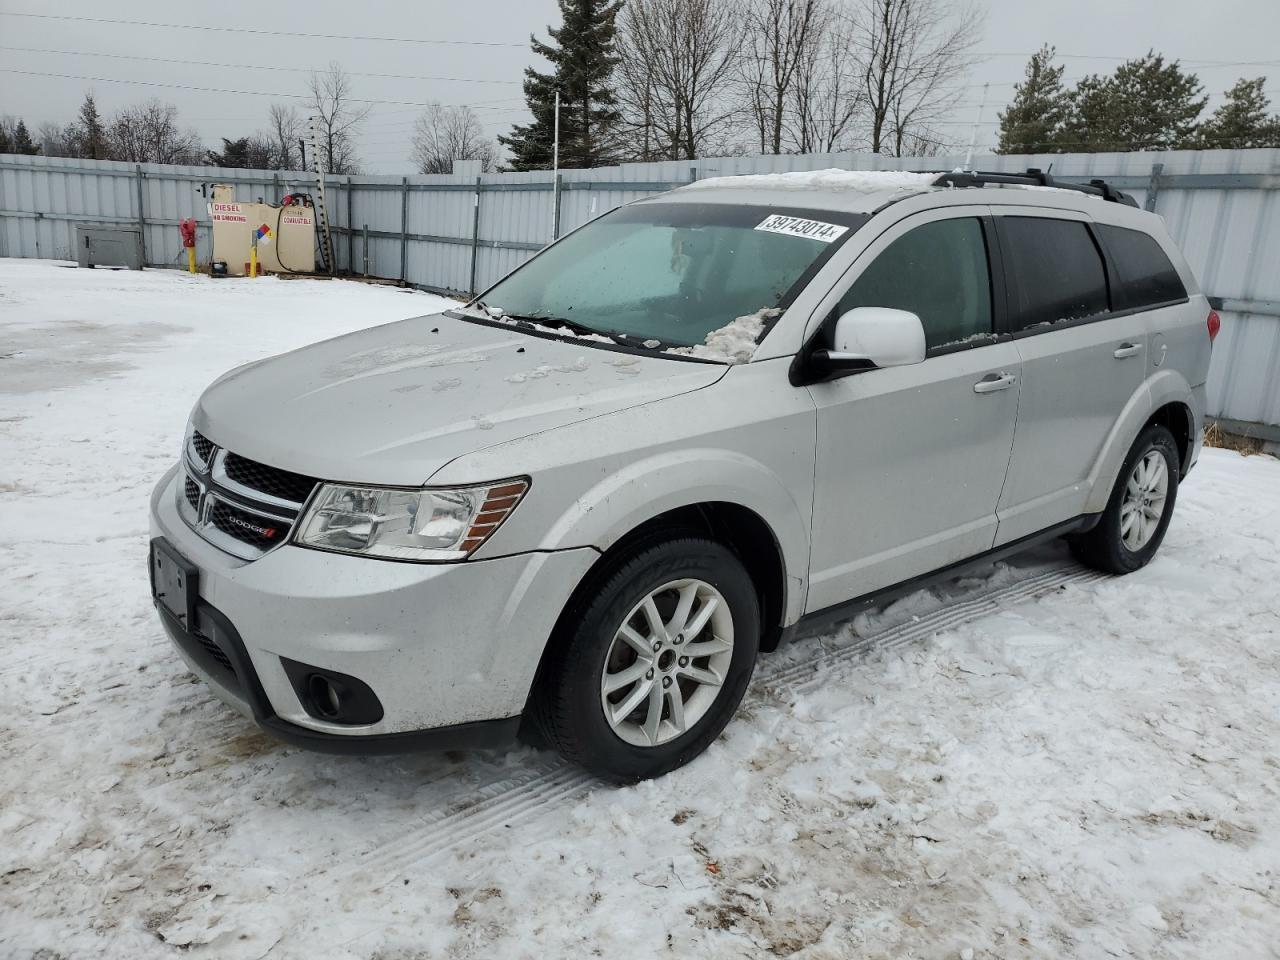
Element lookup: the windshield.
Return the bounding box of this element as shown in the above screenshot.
[471,202,865,350]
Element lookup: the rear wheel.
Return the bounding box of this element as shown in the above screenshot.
[1070,424,1180,574]
[531,537,759,782]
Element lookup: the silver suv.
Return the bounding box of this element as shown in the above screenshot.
[149,168,1215,781]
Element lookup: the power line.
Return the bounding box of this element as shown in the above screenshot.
[0,11,528,48]
[976,50,1280,67]
[0,69,525,112]
[0,45,524,86]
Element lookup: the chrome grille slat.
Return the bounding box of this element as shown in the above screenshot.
[177,436,321,560]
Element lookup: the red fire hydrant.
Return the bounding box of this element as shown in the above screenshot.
[179,218,197,274]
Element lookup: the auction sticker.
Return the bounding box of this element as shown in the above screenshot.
[754,214,847,243]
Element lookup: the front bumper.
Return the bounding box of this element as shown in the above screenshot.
[149,465,598,749]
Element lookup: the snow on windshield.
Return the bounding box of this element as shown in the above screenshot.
[466,305,618,344]
[685,168,937,195]
[668,307,780,364]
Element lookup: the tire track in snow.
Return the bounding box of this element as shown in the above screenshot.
[318,563,1105,880]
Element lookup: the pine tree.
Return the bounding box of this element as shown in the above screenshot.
[205,137,253,168]
[499,0,624,170]
[996,45,1070,154]
[1197,77,1280,148]
[77,93,108,159]
[11,118,40,155]
[1062,51,1206,152]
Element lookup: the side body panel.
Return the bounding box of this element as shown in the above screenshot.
[995,314,1151,543]
[993,203,1210,541]
[795,203,1023,610]
[805,341,1022,609]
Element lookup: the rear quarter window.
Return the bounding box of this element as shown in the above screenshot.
[1097,224,1187,309]
[1001,216,1109,332]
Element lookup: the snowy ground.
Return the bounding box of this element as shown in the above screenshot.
[1,260,1278,960]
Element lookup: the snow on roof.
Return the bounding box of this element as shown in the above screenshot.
[682,168,938,196]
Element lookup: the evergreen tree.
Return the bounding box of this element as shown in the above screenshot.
[499,0,624,170]
[1062,52,1206,152]
[205,137,253,168]
[1197,77,1280,148]
[10,118,41,155]
[996,45,1070,154]
[77,93,108,159]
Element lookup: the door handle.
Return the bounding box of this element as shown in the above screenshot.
[1113,342,1143,358]
[973,372,1017,394]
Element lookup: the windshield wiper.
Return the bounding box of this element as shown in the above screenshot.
[504,313,614,341]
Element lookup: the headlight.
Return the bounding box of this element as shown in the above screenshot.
[293,478,528,562]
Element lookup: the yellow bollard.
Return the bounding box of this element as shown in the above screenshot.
[187,246,197,274]
[249,241,258,279]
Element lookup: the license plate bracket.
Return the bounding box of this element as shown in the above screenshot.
[150,538,198,629]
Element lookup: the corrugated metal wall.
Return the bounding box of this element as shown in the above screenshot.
[2,148,1278,433]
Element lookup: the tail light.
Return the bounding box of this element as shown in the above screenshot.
[1207,309,1221,342]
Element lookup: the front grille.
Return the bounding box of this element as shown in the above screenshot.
[181,434,310,560]
[209,499,289,551]
[223,452,318,505]
[191,431,215,465]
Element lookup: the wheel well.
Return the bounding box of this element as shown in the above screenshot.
[542,503,789,670]
[1144,402,1194,474]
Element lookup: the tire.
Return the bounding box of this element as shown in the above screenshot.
[530,536,760,783]
[1070,424,1180,574]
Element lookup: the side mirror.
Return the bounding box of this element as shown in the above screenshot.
[812,306,927,373]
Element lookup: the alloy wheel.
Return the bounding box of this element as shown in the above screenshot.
[1121,449,1169,551]
[599,578,734,748]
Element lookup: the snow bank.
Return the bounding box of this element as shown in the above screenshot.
[686,168,937,194]
[668,307,779,363]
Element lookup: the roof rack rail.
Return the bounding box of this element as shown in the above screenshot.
[931,168,1139,208]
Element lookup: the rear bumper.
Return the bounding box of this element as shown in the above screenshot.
[149,464,598,747]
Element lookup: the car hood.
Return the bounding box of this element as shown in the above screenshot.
[193,312,725,486]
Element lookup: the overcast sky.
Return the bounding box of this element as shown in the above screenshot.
[1,0,1277,173]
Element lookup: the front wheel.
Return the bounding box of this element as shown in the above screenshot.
[530,537,759,782]
[1070,424,1180,574]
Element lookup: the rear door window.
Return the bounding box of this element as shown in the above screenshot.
[1096,224,1187,309]
[837,217,993,351]
[1001,217,1109,332]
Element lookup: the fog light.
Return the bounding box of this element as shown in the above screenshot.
[308,674,343,719]
[281,658,384,725]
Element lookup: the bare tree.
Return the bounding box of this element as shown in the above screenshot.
[306,61,370,174]
[615,0,743,160]
[788,7,867,151]
[265,104,302,169]
[411,103,496,174]
[741,0,828,154]
[108,100,203,163]
[853,0,981,156]
[37,121,81,158]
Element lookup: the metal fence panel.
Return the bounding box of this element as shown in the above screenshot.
[2,148,1278,431]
